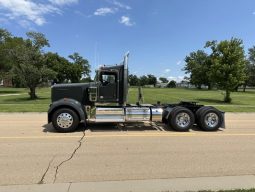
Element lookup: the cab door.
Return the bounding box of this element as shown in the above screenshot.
[98,71,118,102]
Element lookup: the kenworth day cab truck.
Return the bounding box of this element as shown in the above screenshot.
[48,53,225,133]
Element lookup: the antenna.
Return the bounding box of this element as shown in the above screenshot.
[94,42,97,67]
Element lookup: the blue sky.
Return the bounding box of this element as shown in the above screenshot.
[1,0,255,81]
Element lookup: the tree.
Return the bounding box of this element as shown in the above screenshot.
[184,50,212,89]
[0,28,12,74]
[159,77,168,83]
[129,74,140,86]
[27,32,49,50]
[0,28,11,43]
[11,32,56,99]
[67,64,84,83]
[167,80,177,88]
[80,76,93,83]
[139,75,148,86]
[241,60,253,92]
[0,34,28,87]
[244,47,255,91]
[44,52,72,83]
[69,52,91,79]
[147,74,157,87]
[45,52,91,83]
[205,38,246,103]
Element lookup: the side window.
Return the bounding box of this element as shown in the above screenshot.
[100,73,116,85]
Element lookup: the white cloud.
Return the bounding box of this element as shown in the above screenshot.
[111,0,131,10]
[93,1,133,25]
[94,7,116,16]
[18,19,31,28]
[0,0,61,26]
[119,16,134,26]
[176,60,182,65]
[0,0,77,27]
[164,68,171,73]
[48,0,78,6]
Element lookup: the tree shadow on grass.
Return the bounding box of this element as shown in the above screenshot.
[196,98,226,104]
[178,88,214,92]
[0,90,22,94]
[4,97,49,102]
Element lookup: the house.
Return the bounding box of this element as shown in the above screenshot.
[0,78,12,87]
[155,83,168,88]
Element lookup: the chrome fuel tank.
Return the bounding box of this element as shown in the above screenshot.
[125,107,150,121]
[151,108,163,121]
[92,106,164,123]
[95,107,125,122]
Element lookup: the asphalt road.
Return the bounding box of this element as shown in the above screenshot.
[0,113,255,186]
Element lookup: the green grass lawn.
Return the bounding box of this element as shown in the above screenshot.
[128,87,255,112]
[0,87,51,112]
[0,87,255,112]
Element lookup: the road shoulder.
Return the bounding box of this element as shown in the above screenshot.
[1,175,255,192]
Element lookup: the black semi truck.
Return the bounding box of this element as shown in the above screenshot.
[48,53,225,133]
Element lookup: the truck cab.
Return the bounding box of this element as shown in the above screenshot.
[81,53,129,106]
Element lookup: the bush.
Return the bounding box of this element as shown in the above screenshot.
[167,80,177,88]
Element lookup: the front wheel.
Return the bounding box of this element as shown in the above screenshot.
[52,108,79,133]
[168,107,195,132]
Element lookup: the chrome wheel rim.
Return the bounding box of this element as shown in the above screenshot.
[57,113,73,129]
[204,112,219,128]
[176,112,190,128]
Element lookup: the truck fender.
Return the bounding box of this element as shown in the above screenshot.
[162,107,174,122]
[48,98,86,124]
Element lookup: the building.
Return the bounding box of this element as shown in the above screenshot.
[0,78,12,87]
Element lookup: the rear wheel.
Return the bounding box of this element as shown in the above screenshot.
[52,108,79,133]
[196,107,222,131]
[168,107,195,132]
[195,106,212,124]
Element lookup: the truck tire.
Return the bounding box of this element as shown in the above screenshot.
[52,108,79,133]
[195,106,212,123]
[168,106,195,132]
[196,106,222,131]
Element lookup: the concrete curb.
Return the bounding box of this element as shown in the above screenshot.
[1,175,255,192]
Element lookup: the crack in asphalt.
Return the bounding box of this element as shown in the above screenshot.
[53,131,85,183]
[67,182,72,192]
[38,156,55,184]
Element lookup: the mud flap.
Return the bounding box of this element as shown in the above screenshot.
[220,111,226,128]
